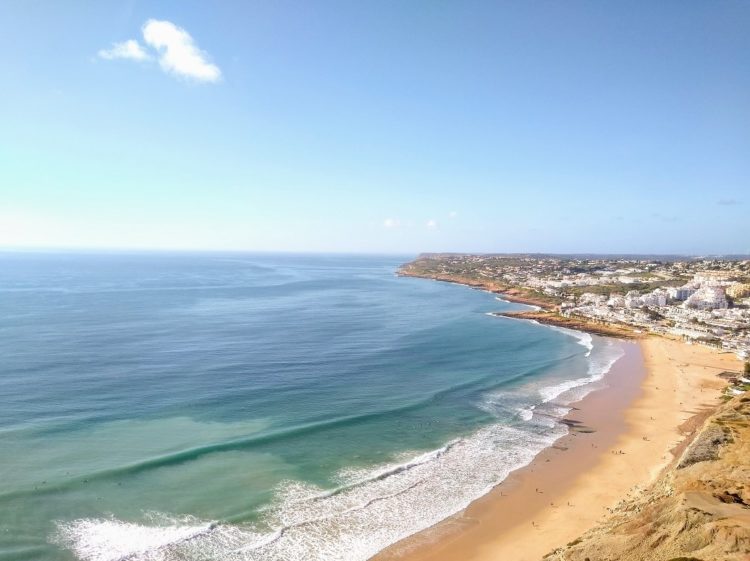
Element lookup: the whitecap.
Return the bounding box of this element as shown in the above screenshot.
[55,422,565,561]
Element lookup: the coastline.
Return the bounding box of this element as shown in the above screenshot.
[397,270,558,310]
[398,269,640,340]
[494,310,641,340]
[373,335,740,561]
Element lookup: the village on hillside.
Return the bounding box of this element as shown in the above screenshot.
[400,254,750,360]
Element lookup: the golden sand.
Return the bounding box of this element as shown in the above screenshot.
[375,336,742,561]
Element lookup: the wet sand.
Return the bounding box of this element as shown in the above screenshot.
[374,336,740,561]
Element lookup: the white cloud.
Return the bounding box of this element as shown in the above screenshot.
[98,39,151,61]
[383,218,400,228]
[426,219,438,229]
[142,19,221,82]
[97,20,221,83]
[448,211,458,218]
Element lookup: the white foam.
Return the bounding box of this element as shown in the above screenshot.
[54,514,213,561]
[538,337,623,404]
[55,421,565,561]
[543,324,593,357]
[479,332,624,426]
[54,335,626,561]
[538,376,591,403]
[517,406,534,421]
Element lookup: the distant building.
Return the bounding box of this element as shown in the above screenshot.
[579,293,607,306]
[654,288,668,306]
[642,289,667,307]
[684,286,728,310]
[667,285,698,301]
[625,290,643,308]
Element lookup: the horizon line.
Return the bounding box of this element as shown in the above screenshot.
[1,247,749,259]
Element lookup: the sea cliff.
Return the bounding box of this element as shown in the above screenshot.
[546,394,750,561]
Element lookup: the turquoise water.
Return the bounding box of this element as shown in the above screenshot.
[0,252,623,561]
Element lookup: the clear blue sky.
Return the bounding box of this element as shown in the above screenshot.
[1,1,748,254]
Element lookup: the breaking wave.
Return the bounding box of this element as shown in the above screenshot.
[54,327,624,561]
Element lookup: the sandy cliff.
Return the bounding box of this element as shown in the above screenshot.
[545,395,750,561]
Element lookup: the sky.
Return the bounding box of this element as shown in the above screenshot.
[1,1,748,255]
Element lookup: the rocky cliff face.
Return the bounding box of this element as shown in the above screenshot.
[545,396,750,561]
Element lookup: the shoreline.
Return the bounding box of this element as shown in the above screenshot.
[373,335,740,561]
[493,310,641,340]
[397,270,558,310]
[372,339,644,561]
[399,269,641,339]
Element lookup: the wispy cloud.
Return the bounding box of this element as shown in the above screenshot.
[717,198,741,206]
[426,219,438,229]
[98,39,150,61]
[97,20,221,83]
[448,211,458,218]
[383,218,400,228]
[142,19,221,83]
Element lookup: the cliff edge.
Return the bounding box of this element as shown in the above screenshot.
[545,395,750,561]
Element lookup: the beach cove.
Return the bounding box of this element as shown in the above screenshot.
[375,334,741,561]
[0,253,646,561]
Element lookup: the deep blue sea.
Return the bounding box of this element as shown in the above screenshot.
[0,252,623,561]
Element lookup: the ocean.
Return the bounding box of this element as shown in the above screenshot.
[0,252,624,561]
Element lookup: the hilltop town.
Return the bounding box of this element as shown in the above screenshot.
[399,254,750,359]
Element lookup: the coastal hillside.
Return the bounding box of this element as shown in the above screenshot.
[399,254,750,356]
[398,256,562,309]
[545,395,750,561]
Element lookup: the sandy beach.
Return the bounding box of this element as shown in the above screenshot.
[375,335,742,561]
